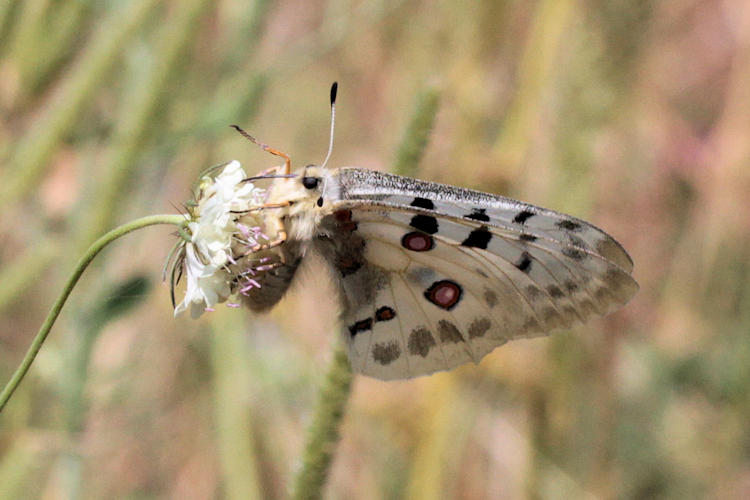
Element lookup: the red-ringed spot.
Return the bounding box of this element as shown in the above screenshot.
[401,231,434,252]
[424,280,462,310]
[348,318,372,337]
[375,306,397,321]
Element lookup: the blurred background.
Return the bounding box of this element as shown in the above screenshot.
[1,0,749,498]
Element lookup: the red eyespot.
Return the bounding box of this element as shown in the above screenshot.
[401,231,434,252]
[424,280,462,310]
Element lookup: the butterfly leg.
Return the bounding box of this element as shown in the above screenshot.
[255,231,287,252]
[250,221,287,252]
[238,210,289,255]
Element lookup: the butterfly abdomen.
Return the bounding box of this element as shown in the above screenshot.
[237,240,305,312]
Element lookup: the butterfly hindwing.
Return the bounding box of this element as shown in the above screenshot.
[315,167,638,379]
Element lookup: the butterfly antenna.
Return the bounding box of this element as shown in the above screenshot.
[320,82,338,169]
[230,124,292,175]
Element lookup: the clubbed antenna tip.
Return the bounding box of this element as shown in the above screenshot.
[330,82,338,106]
[321,82,338,169]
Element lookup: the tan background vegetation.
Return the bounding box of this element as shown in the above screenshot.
[1,1,749,498]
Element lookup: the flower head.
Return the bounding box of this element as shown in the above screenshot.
[173,161,266,317]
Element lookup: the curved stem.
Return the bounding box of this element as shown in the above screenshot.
[0,214,186,412]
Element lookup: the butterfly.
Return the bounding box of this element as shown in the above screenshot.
[175,83,638,380]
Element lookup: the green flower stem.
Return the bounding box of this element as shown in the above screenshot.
[290,345,353,500]
[0,214,186,413]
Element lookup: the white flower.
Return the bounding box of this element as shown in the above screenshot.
[173,161,266,317]
[174,243,231,318]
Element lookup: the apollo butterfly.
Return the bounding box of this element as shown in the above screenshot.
[171,83,638,380]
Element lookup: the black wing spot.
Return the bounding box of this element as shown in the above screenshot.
[334,210,352,221]
[335,234,365,277]
[372,341,401,365]
[468,318,492,339]
[515,252,532,273]
[408,328,436,357]
[338,258,363,277]
[513,210,535,224]
[410,215,439,234]
[567,234,588,249]
[564,280,579,292]
[375,306,397,322]
[562,305,578,318]
[348,318,373,337]
[578,300,597,316]
[595,287,614,303]
[542,307,561,326]
[562,247,586,260]
[484,289,499,308]
[547,285,564,298]
[410,197,434,210]
[557,219,582,231]
[333,209,358,232]
[466,208,490,222]
[462,227,492,249]
[437,320,464,343]
[522,317,542,333]
[526,285,542,300]
[519,233,537,242]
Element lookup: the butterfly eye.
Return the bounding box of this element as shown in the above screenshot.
[302,176,320,189]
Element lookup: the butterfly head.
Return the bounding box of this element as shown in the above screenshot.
[266,163,332,210]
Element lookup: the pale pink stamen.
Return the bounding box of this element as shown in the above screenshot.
[237,223,251,238]
[226,302,240,308]
[240,279,261,293]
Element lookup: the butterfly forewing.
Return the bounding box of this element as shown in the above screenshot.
[312,167,637,379]
[329,167,634,273]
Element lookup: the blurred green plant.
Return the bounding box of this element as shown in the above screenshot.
[0,1,749,498]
